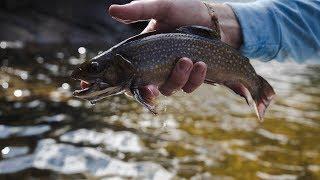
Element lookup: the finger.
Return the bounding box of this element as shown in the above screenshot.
[139,85,160,102]
[182,61,207,93]
[159,57,193,96]
[141,19,157,34]
[109,0,171,23]
[141,19,173,34]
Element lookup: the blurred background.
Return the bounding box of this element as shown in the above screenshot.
[0,0,319,179]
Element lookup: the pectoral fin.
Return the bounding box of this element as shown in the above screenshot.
[131,88,158,115]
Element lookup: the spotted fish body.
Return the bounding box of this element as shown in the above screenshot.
[118,30,257,88]
[71,26,275,121]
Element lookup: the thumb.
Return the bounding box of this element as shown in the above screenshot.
[109,0,170,23]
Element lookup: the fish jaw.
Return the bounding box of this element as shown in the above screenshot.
[73,79,125,102]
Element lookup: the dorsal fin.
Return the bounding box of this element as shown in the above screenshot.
[176,25,220,39]
[111,30,160,49]
[112,25,220,50]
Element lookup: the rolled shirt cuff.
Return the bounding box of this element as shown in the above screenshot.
[226,1,281,61]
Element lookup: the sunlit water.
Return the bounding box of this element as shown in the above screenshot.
[0,43,319,180]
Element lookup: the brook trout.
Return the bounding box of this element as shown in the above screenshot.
[71,26,275,121]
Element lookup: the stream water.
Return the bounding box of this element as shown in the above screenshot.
[0,44,319,179]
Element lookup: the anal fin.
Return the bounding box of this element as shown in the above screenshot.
[131,88,158,115]
[224,81,263,121]
[225,82,252,106]
[224,78,275,122]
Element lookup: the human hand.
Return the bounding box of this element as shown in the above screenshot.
[109,0,241,100]
[109,0,212,33]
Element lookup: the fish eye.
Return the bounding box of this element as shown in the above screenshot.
[88,62,99,73]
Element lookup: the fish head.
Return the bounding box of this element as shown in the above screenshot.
[71,51,134,102]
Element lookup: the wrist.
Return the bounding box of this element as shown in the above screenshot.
[205,3,242,49]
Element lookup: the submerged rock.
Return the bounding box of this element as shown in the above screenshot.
[0,139,173,179]
[60,129,143,153]
[0,125,50,138]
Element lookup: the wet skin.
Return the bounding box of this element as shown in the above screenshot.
[108,0,242,100]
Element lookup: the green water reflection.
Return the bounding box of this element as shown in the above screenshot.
[0,46,319,179]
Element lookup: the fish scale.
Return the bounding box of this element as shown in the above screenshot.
[117,33,256,86]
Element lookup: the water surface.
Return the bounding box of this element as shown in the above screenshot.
[0,44,319,179]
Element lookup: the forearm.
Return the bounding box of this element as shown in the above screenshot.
[227,0,320,62]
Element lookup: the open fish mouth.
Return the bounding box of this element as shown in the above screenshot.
[73,80,94,96]
[73,80,124,102]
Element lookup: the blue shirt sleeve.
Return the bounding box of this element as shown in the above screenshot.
[227,0,320,63]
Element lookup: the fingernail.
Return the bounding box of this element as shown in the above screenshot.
[202,68,206,75]
[194,64,202,73]
[195,62,206,75]
[178,59,192,72]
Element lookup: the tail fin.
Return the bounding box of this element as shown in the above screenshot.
[253,75,275,121]
[224,76,275,122]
